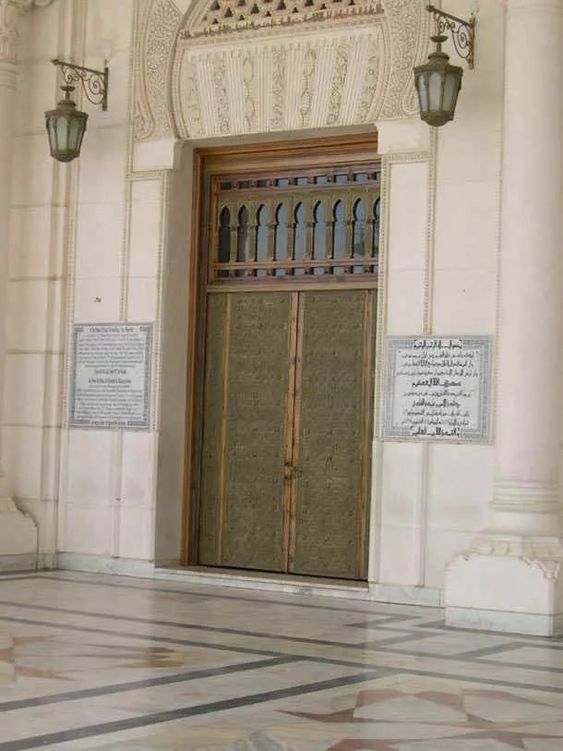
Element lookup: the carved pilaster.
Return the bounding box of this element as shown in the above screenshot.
[0,0,54,66]
[0,1,19,64]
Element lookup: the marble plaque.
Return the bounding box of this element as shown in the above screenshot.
[381,336,493,442]
[70,323,153,430]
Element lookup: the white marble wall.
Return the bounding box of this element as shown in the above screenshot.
[2,0,514,596]
[2,0,71,569]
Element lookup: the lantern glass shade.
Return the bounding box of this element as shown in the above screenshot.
[414,44,463,127]
[45,88,88,162]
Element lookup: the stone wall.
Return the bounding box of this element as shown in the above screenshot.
[3,0,508,601]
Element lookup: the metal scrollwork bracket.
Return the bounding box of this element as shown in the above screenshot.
[426,4,476,69]
[51,58,109,110]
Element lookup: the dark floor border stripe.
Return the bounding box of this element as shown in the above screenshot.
[4,608,563,715]
[5,610,563,691]
[0,615,370,672]
[0,656,301,713]
[0,670,382,751]
[0,615,290,660]
[0,599,414,650]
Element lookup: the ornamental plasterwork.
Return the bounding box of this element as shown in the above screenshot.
[134,0,182,141]
[134,0,429,143]
[0,0,53,65]
[183,0,384,39]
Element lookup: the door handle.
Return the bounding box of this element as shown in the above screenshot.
[284,463,303,482]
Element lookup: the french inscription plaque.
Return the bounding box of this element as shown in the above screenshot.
[381,336,492,442]
[70,323,153,430]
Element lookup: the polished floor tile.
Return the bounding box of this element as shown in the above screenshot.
[1,572,563,749]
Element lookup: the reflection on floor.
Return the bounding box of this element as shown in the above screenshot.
[1,573,563,749]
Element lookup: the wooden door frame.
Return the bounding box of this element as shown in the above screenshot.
[181,133,379,568]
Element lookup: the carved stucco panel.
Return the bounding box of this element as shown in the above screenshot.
[379,0,428,119]
[135,0,428,143]
[134,0,182,141]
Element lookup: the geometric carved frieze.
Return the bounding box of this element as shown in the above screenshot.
[182,0,384,39]
[134,0,429,142]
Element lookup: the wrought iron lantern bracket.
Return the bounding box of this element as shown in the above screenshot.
[51,58,109,110]
[426,4,475,69]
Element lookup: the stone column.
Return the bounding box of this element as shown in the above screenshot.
[0,0,44,570]
[446,0,563,636]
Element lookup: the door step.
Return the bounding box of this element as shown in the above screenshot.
[154,565,371,601]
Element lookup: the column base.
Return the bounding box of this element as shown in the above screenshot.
[0,498,38,572]
[445,550,563,636]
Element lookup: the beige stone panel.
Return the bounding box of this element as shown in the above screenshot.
[425,528,477,589]
[66,430,114,505]
[73,277,121,322]
[133,138,180,172]
[6,279,64,352]
[427,444,493,533]
[379,442,424,528]
[127,277,158,321]
[121,431,157,507]
[3,353,62,430]
[10,134,53,207]
[76,202,124,279]
[8,205,65,280]
[432,269,496,334]
[14,60,55,134]
[376,120,430,155]
[18,2,60,63]
[118,506,155,560]
[38,426,62,502]
[385,270,425,335]
[1,426,43,499]
[78,126,128,205]
[84,0,134,56]
[3,353,48,426]
[378,523,420,586]
[128,180,162,278]
[84,49,130,129]
[437,123,502,186]
[434,180,498,271]
[386,161,428,271]
[60,503,113,555]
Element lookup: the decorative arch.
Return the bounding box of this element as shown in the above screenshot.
[134,0,429,142]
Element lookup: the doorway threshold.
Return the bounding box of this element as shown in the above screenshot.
[153,565,371,602]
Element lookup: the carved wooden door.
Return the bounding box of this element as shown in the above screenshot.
[194,152,379,580]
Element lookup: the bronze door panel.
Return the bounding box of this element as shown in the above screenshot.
[289,290,375,579]
[198,292,291,571]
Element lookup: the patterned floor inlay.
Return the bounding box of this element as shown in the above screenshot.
[0,572,562,750]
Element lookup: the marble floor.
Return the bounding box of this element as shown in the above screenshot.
[1,573,563,749]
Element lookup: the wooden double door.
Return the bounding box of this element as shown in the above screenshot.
[198,289,376,579]
[191,142,380,581]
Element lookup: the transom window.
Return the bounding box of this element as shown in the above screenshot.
[209,165,381,285]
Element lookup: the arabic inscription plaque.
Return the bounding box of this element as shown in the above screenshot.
[381,336,493,442]
[70,323,153,430]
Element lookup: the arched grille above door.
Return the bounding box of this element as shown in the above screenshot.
[210,165,381,284]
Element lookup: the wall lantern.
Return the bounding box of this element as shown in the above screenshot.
[414,4,475,127]
[45,59,109,162]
